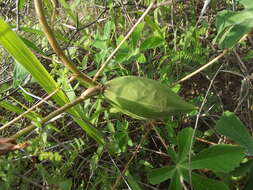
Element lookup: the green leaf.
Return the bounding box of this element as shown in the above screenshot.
[148,165,176,184]
[104,76,196,120]
[144,15,164,38]
[243,169,253,190]
[12,62,29,88]
[214,1,253,49]
[103,20,115,39]
[93,32,108,50]
[183,172,229,190]
[115,46,133,63]
[231,159,253,177]
[125,171,142,190]
[21,36,45,55]
[167,147,178,163]
[18,0,27,10]
[215,111,253,155]
[140,36,164,51]
[58,0,77,22]
[169,171,182,190]
[187,144,244,173]
[240,0,253,9]
[131,22,145,47]
[136,53,146,63]
[56,179,72,190]
[177,128,194,163]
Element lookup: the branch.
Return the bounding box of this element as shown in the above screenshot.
[11,85,103,139]
[34,0,98,87]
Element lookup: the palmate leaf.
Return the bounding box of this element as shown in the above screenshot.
[104,76,196,120]
[182,170,229,190]
[177,127,193,163]
[0,17,104,144]
[169,170,182,190]
[215,111,253,155]
[148,165,176,185]
[185,144,244,173]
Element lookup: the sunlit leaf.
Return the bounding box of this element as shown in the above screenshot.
[104,76,196,120]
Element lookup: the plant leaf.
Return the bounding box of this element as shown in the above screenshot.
[186,144,244,173]
[12,62,29,88]
[243,169,253,190]
[183,171,229,190]
[104,76,196,120]
[140,36,164,51]
[125,171,142,190]
[215,111,253,155]
[131,22,145,47]
[169,170,182,190]
[214,1,253,49]
[148,165,176,185]
[231,159,253,177]
[177,127,194,163]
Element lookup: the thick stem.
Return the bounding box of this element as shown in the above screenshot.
[34,0,98,87]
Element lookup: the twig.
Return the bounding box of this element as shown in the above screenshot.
[112,122,151,190]
[173,32,251,86]
[66,8,107,48]
[11,85,103,139]
[151,122,168,150]
[0,88,60,132]
[93,0,157,81]
[173,49,228,86]
[188,64,223,189]
[34,0,97,87]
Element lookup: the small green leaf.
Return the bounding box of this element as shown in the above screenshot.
[215,111,253,155]
[131,22,145,47]
[115,46,132,63]
[18,0,27,10]
[58,0,77,21]
[140,36,164,51]
[136,53,146,63]
[125,171,142,190]
[104,76,196,120]
[12,62,29,88]
[56,179,72,190]
[103,20,115,39]
[21,36,45,55]
[187,144,244,173]
[144,16,163,38]
[177,128,194,163]
[148,165,176,184]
